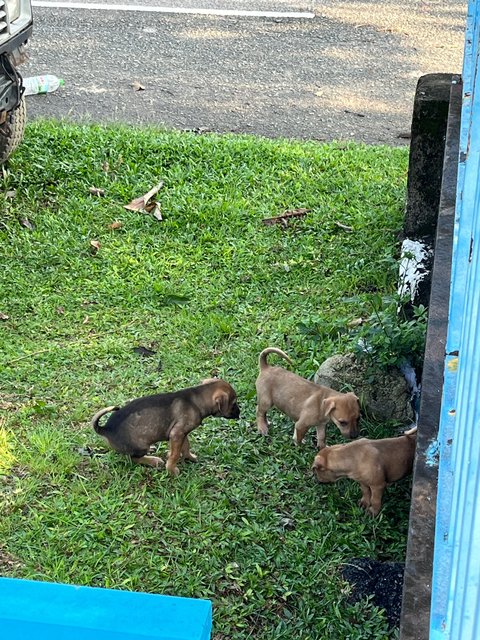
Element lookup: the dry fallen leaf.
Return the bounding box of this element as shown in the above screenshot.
[262,208,311,226]
[347,318,365,328]
[56,306,65,315]
[20,217,35,230]
[83,316,90,325]
[132,81,145,91]
[124,182,164,221]
[284,208,311,216]
[89,187,105,197]
[0,312,9,320]
[151,204,162,221]
[334,221,354,232]
[90,240,101,254]
[102,161,110,174]
[5,189,16,199]
[109,220,123,230]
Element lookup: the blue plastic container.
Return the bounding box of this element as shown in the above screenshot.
[0,577,212,640]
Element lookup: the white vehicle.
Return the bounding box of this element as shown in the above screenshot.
[0,0,33,163]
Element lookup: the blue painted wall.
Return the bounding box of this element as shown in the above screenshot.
[430,1,480,638]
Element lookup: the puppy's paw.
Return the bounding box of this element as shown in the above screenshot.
[166,464,180,477]
[358,498,369,511]
[132,455,164,468]
[183,452,198,463]
[257,424,269,436]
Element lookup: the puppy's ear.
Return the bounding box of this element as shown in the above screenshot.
[214,391,229,414]
[312,453,327,470]
[349,392,360,407]
[322,398,336,416]
[201,377,218,385]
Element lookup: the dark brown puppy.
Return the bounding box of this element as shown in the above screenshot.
[312,427,417,516]
[256,347,360,449]
[92,378,240,477]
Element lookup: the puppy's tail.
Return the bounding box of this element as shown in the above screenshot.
[91,406,119,434]
[403,426,418,437]
[258,347,292,371]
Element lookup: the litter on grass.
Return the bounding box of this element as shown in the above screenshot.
[124,181,163,221]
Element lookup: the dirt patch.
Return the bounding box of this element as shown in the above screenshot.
[0,546,23,575]
[341,557,404,628]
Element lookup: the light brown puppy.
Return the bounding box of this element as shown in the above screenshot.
[312,427,417,516]
[92,379,240,477]
[255,347,360,449]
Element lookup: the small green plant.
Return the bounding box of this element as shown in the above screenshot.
[346,293,427,371]
[298,286,427,374]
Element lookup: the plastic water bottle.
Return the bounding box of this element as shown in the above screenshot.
[23,74,64,96]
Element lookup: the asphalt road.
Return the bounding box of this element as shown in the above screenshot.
[23,0,466,145]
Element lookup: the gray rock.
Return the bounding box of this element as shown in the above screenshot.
[314,353,414,423]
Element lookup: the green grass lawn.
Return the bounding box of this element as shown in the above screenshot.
[0,121,409,639]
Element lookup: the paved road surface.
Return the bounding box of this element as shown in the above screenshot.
[23,0,466,144]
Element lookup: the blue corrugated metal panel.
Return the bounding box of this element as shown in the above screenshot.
[429,357,456,639]
[430,1,480,638]
[447,0,480,349]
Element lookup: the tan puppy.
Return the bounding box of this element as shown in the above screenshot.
[255,347,360,449]
[312,427,417,516]
[92,379,240,477]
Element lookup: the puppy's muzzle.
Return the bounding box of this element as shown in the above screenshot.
[312,462,336,484]
[228,402,241,419]
[349,424,360,439]
[338,420,360,440]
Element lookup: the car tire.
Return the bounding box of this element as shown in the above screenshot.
[0,96,26,164]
